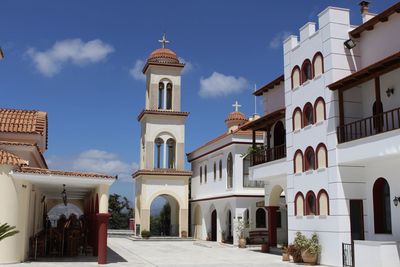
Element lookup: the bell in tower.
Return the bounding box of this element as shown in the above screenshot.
[133,34,192,238]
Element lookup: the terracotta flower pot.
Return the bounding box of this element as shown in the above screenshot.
[261,242,269,253]
[302,250,318,265]
[239,238,247,248]
[282,252,290,261]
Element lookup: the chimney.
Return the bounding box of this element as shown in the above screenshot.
[359,1,370,15]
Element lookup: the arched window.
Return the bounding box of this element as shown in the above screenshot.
[273,121,285,146]
[312,52,324,77]
[166,138,176,169]
[314,97,326,123]
[292,107,302,131]
[295,192,304,216]
[301,59,313,83]
[200,166,203,184]
[219,160,222,179]
[373,178,392,234]
[213,162,217,181]
[317,190,329,216]
[291,66,301,89]
[154,137,164,169]
[166,82,172,110]
[316,143,328,169]
[305,191,317,215]
[256,208,266,228]
[303,102,314,127]
[294,150,303,174]
[304,146,315,171]
[204,165,208,183]
[158,82,164,109]
[227,153,233,188]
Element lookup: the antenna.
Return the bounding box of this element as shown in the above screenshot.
[253,84,257,115]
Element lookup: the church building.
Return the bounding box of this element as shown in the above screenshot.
[244,2,400,266]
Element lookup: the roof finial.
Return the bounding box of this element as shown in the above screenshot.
[232,100,241,112]
[158,33,170,48]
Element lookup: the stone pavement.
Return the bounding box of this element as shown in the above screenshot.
[8,237,321,266]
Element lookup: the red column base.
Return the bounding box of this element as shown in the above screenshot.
[96,213,110,264]
[266,206,279,247]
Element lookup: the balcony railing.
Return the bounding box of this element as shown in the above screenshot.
[337,107,400,143]
[250,144,287,167]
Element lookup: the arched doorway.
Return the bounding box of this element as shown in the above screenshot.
[211,210,217,241]
[150,194,180,236]
[267,185,288,246]
[193,205,202,239]
[226,210,232,243]
[48,203,83,228]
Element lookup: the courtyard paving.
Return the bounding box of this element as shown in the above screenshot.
[10,237,316,266]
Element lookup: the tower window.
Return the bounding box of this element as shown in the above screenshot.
[219,160,222,179]
[158,82,164,109]
[303,102,314,126]
[227,153,233,188]
[304,147,315,171]
[154,137,164,169]
[166,138,176,169]
[204,165,208,183]
[301,59,313,83]
[213,162,217,181]
[166,83,172,110]
[305,191,316,215]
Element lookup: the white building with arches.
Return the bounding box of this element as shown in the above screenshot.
[187,105,286,245]
[133,41,192,237]
[244,2,400,266]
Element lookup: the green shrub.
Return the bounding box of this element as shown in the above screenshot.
[141,230,151,239]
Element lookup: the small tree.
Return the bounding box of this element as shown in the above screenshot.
[0,223,19,242]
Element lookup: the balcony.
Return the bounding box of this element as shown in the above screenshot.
[337,107,400,144]
[250,144,287,167]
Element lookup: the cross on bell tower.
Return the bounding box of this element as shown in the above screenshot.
[232,100,242,112]
[158,33,170,48]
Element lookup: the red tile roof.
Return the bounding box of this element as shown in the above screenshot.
[0,108,48,148]
[0,141,48,168]
[17,167,117,179]
[350,2,400,38]
[0,150,28,167]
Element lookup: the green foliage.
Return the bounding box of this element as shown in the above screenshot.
[0,223,19,242]
[235,218,249,239]
[241,145,264,158]
[292,232,321,256]
[141,230,151,239]
[150,203,171,236]
[108,194,134,229]
[287,244,302,263]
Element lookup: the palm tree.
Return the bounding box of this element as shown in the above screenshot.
[0,223,19,242]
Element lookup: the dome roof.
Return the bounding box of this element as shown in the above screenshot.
[147,48,180,64]
[225,111,247,122]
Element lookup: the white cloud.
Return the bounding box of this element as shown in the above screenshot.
[269,31,292,49]
[199,72,248,98]
[48,149,137,182]
[26,38,114,77]
[178,57,194,74]
[129,59,146,81]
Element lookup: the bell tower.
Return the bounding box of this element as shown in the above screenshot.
[133,34,192,237]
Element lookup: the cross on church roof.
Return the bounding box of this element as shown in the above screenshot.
[232,100,241,112]
[158,33,170,48]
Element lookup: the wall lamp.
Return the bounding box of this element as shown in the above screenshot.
[386,87,394,97]
[393,196,400,207]
[344,39,356,50]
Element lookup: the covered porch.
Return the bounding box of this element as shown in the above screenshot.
[10,167,116,264]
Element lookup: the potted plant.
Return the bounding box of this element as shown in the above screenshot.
[236,219,249,248]
[181,231,187,238]
[206,232,211,241]
[301,233,321,265]
[287,244,302,263]
[221,230,226,243]
[141,230,151,239]
[0,223,19,242]
[282,245,289,261]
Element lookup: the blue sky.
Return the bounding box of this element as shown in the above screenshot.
[0,0,396,200]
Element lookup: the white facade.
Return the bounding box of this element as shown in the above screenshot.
[247,2,400,267]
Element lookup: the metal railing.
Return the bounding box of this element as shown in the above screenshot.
[342,242,354,267]
[337,107,400,143]
[250,144,286,167]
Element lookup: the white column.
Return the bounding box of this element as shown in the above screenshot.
[163,140,167,168]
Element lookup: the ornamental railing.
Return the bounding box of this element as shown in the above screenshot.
[250,144,286,167]
[337,107,400,143]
